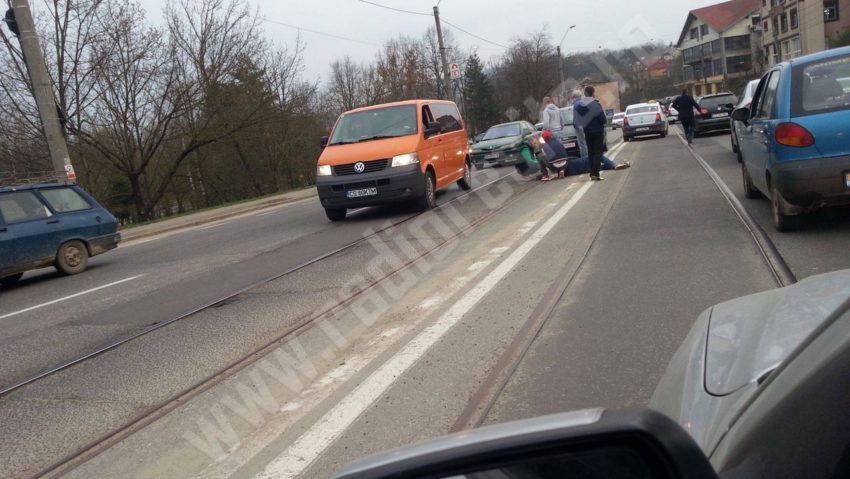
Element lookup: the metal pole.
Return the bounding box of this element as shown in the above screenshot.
[10,0,74,182]
[433,5,452,100]
[557,46,565,105]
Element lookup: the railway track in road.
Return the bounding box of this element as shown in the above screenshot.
[22,168,551,479]
[451,135,797,432]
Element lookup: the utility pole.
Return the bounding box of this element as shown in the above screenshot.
[557,25,576,105]
[8,0,74,182]
[433,5,452,100]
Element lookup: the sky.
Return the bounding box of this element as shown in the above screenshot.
[136,0,724,84]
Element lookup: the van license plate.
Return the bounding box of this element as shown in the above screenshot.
[844,172,850,189]
[347,187,377,198]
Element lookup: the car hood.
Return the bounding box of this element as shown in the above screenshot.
[472,136,522,151]
[651,269,850,454]
[705,269,850,396]
[318,135,420,166]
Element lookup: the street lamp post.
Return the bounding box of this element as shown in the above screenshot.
[557,25,576,105]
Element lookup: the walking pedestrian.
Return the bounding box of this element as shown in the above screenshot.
[574,85,608,181]
[672,89,700,145]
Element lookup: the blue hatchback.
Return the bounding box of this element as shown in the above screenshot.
[735,46,850,231]
[0,183,120,285]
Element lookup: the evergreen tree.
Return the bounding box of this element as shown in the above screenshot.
[463,53,500,135]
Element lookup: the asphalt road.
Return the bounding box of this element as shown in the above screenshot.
[2,126,848,479]
[0,167,515,390]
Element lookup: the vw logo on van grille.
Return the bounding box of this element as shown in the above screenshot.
[354,162,366,173]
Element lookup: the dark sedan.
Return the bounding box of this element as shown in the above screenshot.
[470,121,540,170]
[694,93,738,135]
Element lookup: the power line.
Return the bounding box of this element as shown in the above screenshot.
[262,17,381,47]
[356,0,433,17]
[441,18,509,49]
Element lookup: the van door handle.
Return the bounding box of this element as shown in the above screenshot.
[46,219,59,224]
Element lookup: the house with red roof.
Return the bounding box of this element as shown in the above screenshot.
[676,0,763,96]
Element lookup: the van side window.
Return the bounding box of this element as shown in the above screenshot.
[431,104,463,133]
[40,187,92,213]
[0,192,53,223]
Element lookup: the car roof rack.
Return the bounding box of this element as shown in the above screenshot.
[0,171,69,188]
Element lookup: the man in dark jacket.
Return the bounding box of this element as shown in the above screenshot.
[672,89,700,144]
[574,85,609,181]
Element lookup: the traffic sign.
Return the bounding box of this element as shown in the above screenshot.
[450,63,461,80]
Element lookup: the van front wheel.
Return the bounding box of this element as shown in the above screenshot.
[325,208,347,222]
[56,240,89,275]
[0,273,23,287]
[415,171,437,211]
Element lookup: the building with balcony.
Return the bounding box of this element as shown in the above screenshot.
[761,0,850,66]
[676,0,763,96]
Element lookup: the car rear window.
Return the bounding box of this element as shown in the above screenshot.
[625,106,656,114]
[699,95,737,109]
[0,191,53,223]
[560,108,574,125]
[40,187,91,213]
[483,124,520,140]
[792,53,850,117]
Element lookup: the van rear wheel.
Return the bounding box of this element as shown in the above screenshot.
[457,160,472,191]
[0,273,23,287]
[56,240,89,275]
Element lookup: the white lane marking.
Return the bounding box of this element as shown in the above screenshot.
[254,181,594,479]
[0,275,144,321]
[254,210,280,217]
[199,221,233,231]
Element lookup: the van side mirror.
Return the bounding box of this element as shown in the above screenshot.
[334,409,717,479]
[320,136,329,148]
[731,107,750,124]
[424,122,442,138]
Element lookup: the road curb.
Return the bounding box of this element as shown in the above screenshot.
[120,189,317,242]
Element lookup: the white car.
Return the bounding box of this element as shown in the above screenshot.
[611,112,625,129]
[667,106,679,124]
[622,102,669,141]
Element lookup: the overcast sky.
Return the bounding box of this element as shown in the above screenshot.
[136,0,722,83]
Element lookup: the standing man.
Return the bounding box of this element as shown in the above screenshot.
[571,90,589,160]
[672,89,700,145]
[575,85,608,181]
[540,96,563,138]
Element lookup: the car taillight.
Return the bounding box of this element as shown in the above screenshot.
[623,116,629,126]
[775,122,815,147]
[655,113,662,122]
[700,108,709,116]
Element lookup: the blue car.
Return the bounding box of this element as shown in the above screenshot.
[735,46,850,231]
[0,183,120,286]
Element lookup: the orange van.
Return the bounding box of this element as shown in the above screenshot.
[316,100,471,221]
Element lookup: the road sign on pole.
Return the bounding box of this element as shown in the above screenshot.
[450,63,461,80]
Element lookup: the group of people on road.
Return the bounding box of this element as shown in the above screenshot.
[532,85,629,183]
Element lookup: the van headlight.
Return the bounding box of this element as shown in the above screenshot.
[317,164,332,176]
[391,152,419,167]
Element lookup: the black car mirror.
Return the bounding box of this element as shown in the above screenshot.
[731,107,750,124]
[320,136,329,148]
[334,409,717,479]
[424,122,442,138]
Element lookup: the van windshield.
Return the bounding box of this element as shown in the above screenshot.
[329,105,418,145]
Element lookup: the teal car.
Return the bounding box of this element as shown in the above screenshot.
[734,46,850,231]
[0,183,120,286]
